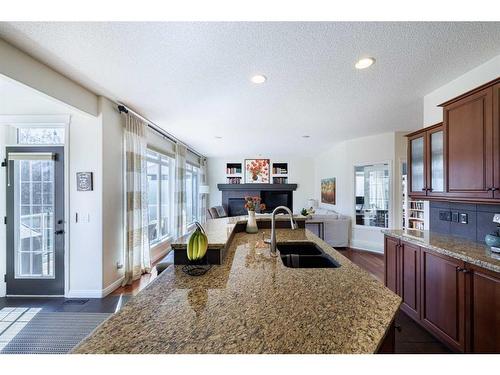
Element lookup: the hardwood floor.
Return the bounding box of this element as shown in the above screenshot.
[338,247,452,354]
[339,247,384,281]
[111,267,158,296]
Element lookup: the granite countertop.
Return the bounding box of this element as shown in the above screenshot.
[171,214,307,249]
[74,228,401,354]
[382,229,500,274]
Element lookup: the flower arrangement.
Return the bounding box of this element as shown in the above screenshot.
[244,196,266,212]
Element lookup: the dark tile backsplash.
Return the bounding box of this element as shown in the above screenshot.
[429,201,500,243]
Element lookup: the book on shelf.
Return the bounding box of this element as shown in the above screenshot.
[226,177,242,184]
[272,177,288,184]
[226,167,242,174]
[272,167,288,174]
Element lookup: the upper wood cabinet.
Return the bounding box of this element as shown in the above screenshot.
[407,77,500,202]
[407,123,445,197]
[493,82,500,199]
[443,86,494,200]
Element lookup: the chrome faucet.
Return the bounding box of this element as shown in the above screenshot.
[269,206,297,257]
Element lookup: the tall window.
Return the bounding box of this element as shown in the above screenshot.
[355,163,390,228]
[147,149,174,244]
[185,163,200,225]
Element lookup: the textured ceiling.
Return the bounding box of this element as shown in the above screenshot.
[1,22,500,157]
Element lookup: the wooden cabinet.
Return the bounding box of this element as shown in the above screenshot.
[407,77,500,202]
[384,235,499,353]
[467,264,500,353]
[443,86,494,200]
[384,236,400,294]
[493,82,500,199]
[399,241,420,321]
[407,123,445,198]
[420,248,466,352]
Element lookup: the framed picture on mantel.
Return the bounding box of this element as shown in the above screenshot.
[245,159,270,183]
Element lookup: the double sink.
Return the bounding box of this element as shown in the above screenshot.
[276,242,341,269]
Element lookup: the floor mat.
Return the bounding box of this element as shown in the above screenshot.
[0,308,110,354]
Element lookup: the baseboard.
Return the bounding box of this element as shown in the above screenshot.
[67,276,124,299]
[350,239,384,254]
[101,276,125,297]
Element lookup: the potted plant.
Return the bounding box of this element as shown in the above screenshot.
[244,196,266,233]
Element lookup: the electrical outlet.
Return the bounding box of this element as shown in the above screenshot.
[460,213,468,224]
[116,262,123,270]
[439,211,452,221]
[451,212,459,223]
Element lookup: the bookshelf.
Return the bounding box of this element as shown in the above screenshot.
[225,162,242,184]
[272,162,288,184]
[408,199,425,231]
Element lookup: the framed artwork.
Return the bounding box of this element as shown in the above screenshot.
[321,177,336,204]
[245,159,270,183]
[77,172,93,191]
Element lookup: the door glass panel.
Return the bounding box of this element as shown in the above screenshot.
[430,131,444,192]
[14,159,55,279]
[411,137,425,192]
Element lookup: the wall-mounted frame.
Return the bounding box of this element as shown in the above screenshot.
[76,172,93,191]
[244,159,270,183]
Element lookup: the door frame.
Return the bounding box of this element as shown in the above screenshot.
[0,115,70,297]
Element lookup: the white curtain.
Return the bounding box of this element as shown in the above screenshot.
[123,114,151,286]
[174,143,187,238]
[199,157,208,224]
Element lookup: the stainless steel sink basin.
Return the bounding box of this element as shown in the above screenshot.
[277,242,341,268]
[276,242,323,255]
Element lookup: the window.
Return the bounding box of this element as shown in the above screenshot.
[147,149,174,244]
[185,163,200,225]
[17,127,65,145]
[355,163,390,228]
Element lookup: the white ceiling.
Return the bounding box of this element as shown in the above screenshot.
[1,22,500,157]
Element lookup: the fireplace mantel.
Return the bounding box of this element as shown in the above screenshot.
[217,183,298,191]
[217,183,298,216]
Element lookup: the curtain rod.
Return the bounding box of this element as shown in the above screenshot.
[116,103,205,159]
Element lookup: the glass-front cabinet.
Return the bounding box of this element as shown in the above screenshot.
[407,123,444,198]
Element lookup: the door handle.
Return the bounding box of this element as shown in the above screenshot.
[55,230,65,235]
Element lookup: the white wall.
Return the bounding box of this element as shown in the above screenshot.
[207,156,315,214]
[99,97,125,292]
[67,112,104,296]
[314,132,404,252]
[0,38,98,116]
[423,54,500,126]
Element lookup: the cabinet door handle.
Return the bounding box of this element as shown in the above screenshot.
[487,187,493,191]
[492,187,498,192]
[422,188,427,192]
[456,266,470,273]
[428,188,433,192]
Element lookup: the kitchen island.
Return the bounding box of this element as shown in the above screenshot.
[73,218,400,354]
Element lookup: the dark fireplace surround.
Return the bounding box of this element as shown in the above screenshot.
[217,183,298,217]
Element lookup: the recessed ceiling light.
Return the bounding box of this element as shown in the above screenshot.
[355,57,376,70]
[250,74,267,84]
[214,136,223,139]
[302,135,310,138]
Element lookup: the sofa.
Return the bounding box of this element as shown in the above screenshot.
[305,208,350,247]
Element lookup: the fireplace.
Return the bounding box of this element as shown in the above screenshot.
[227,198,247,216]
[217,183,298,217]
